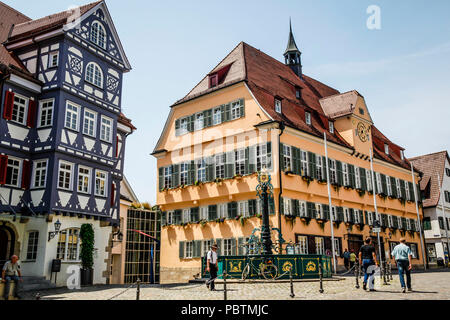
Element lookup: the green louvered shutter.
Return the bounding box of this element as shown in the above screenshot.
[323,204,330,220]
[349,208,354,223]
[224,103,231,122]
[175,210,182,224]
[408,182,414,201]
[172,164,180,187]
[269,197,275,215]
[188,115,195,132]
[188,161,195,185]
[238,237,244,255]
[161,211,167,226]
[239,99,245,118]
[175,119,180,134]
[228,202,237,218]
[266,142,272,170]
[390,177,398,198]
[206,156,214,182]
[279,143,285,171]
[417,184,422,202]
[193,240,201,258]
[158,167,164,190]
[308,152,316,179]
[306,202,314,218]
[244,147,250,175]
[225,151,234,178]
[336,161,343,186]
[179,241,185,259]
[400,180,406,200]
[204,109,213,127]
[249,145,256,174]
[248,199,257,216]
[293,199,299,217]
[292,147,300,175]
[360,168,367,190]
[220,104,226,123]
[337,207,344,222]
[349,165,356,188]
[381,174,387,194]
[208,205,217,221]
[280,197,285,215]
[322,156,327,181]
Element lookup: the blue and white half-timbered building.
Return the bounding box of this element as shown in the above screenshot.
[0,1,135,286]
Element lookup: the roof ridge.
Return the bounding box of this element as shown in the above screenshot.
[0,1,31,21]
[409,150,448,161]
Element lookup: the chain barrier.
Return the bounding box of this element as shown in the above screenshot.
[107,281,138,300]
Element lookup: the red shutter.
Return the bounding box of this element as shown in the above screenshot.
[110,182,115,207]
[0,155,8,185]
[3,91,14,120]
[115,135,119,158]
[26,99,37,128]
[21,160,31,189]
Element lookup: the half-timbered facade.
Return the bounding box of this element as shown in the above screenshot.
[0,1,134,286]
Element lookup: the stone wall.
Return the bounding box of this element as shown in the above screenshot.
[160,266,202,284]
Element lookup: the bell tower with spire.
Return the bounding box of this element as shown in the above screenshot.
[284,19,302,79]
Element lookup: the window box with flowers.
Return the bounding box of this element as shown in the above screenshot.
[356,189,366,197]
[233,174,243,180]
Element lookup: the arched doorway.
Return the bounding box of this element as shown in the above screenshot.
[0,225,16,267]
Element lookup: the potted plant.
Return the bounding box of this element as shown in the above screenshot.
[80,223,95,286]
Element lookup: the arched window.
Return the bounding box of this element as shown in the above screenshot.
[56,228,80,261]
[90,21,106,49]
[85,62,103,88]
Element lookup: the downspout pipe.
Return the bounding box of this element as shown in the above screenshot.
[278,121,285,254]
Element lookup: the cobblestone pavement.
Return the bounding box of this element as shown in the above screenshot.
[22,271,450,300]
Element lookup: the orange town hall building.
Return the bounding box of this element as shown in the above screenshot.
[152,26,425,283]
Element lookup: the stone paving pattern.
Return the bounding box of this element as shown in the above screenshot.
[21,271,450,300]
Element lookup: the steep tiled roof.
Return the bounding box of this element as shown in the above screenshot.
[0,1,31,71]
[409,151,449,208]
[7,1,101,42]
[118,112,136,131]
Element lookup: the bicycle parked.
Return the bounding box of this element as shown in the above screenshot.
[241,256,278,280]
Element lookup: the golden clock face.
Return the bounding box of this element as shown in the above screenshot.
[357,122,368,142]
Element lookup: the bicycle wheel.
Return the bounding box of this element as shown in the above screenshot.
[261,264,278,280]
[241,264,250,281]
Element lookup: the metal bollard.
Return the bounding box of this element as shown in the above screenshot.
[382,261,388,285]
[318,263,324,293]
[289,267,295,298]
[355,264,360,289]
[136,279,141,301]
[223,272,227,301]
[389,262,393,281]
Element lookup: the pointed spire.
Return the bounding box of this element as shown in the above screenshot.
[285,18,300,55]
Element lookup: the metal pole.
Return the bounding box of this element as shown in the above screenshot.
[136,279,141,300]
[318,260,324,293]
[437,174,450,267]
[289,267,295,298]
[411,164,427,270]
[223,272,227,301]
[370,148,384,283]
[324,132,337,274]
[355,263,360,289]
[261,184,273,256]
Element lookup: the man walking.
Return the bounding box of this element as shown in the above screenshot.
[2,255,22,300]
[349,249,357,270]
[342,249,350,270]
[205,243,218,291]
[359,238,378,291]
[391,238,413,293]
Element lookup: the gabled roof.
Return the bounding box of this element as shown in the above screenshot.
[409,151,450,208]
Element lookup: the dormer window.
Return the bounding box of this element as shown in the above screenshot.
[295,87,302,99]
[209,73,218,88]
[329,121,334,134]
[305,112,311,125]
[275,98,282,113]
[384,143,389,155]
[91,21,106,49]
[401,150,405,160]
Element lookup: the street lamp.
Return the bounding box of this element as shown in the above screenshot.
[48,219,62,241]
[256,166,274,256]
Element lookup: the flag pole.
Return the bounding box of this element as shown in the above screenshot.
[324,132,337,274]
[437,174,450,267]
[410,164,427,269]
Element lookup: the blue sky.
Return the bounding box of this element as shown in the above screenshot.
[5,0,450,203]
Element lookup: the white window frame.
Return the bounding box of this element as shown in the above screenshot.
[305,112,311,125]
[384,143,389,155]
[315,203,324,220]
[57,228,80,261]
[343,163,349,186]
[199,206,208,221]
[49,51,59,68]
[387,176,392,196]
[100,115,113,143]
[38,99,54,128]
[213,107,222,125]
[218,203,228,218]
[366,169,373,191]
[180,162,189,185]
[202,239,212,257]
[354,209,361,224]
[283,145,292,172]
[283,198,292,216]
[367,211,374,226]
[296,236,308,254]
[94,169,108,197]
[329,121,334,134]
[196,159,206,182]
[300,151,308,176]
[235,149,245,176]
[333,238,340,256]
[90,20,107,50]
[194,112,204,131]
[58,160,73,190]
[331,206,337,221]
[85,62,104,88]
[26,231,39,261]
[388,215,394,228]
[299,201,307,218]
[215,154,225,179]
[329,159,337,184]
[65,101,80,131]
[316,155,323,180]
[396,178,402,197]
[230,100,241,120]
[183,208,191,223]
[11,93,28,125]
[185,241,193,259]
[405,182,411,201]
[238,201,249,217]
[315,237,324,255]
[275,99,282,113]
[177,117,189,136]
[167,211,174,225]
[376,172,383,193]
[83,109,97,137]
[355,166,361,189]
[163,166,172,189]
[256,143,268,172]
[5,156,22,187]
[223,239,234,256]
[32,159,48,189]
[77,165,92,194]
[344,207,351,223]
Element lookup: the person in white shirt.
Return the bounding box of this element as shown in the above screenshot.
[205,244,218,291]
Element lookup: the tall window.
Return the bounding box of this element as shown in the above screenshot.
[376,172,383,193]
[342,163,349,186]
[283,198,292,216]
[183,208,191,222]
[256,144,268,172]
[194,112,204,131]
[33,160,47,188]
[185,242,193,258]
[202,240,212,257]
[315,204,324,219]
[213,107,222,125]
[354,209,361,224]
[57,228,80,261]
[178,117,188,135]
[5,158,21,187]
[95,170,107,196]
[39,99,53,127]
[238,201,249,217]
[296,236,308,254]
[299,201,307,217]
[90,21,106,49]
[333,238,340,256]
[316,155,323,180]
[196,159,206,182]
[58,161,73,190]
[329,159,337,184]
[83,109,97,137]
[180,162,188,185]
[344,208,351,222]
[199,207,208,221]
[65,101,79,131]
[86,62,103,87]
[282,145,292,171]
[300,151,308,176]
[405,182,411,201]
[26,231,39,260]
[387,176,392,196]
[167,211,174,225]
[355,166,361,189]
[163,166,172,189]
[235,149,245,175]
[230,101,241,120]
[218,203,228,218]
[305,112,311,125]
[11,94,28,125]
[223,239,234,256]
[366,169,373,191]
[77,166,91,193]
[215,154,225,179]
[396,178,402,197]
[100,116,112,142]
[315,237,324,255]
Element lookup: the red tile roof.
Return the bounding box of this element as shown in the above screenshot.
[409,151,449,208]
[118,112,136,131]
[7,1,101,42]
